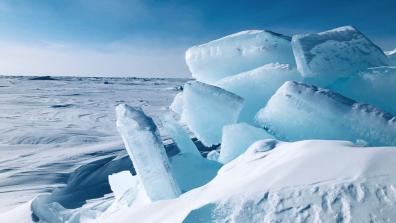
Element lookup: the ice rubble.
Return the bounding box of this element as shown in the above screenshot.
[255,81,396,146]
[215,63,301,123]
[218,123,273,164]
[292,26,389,85]
[181,81,244,146]
[186,30,295,84]
[115,104,181,201]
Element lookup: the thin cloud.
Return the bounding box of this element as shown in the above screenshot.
[0,40,190,77]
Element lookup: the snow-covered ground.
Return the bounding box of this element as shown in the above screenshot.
[0,76,186,213]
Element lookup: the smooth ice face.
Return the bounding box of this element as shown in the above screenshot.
[170,92,183,115]
[385,49,396,66]
[161,114,201,156]
[255,81,396,146]
[181,81,244,146]
[186,30,295,84]
[216,63,301,123]
[292,26,389,85]
[219,123,273,164]
[115,104,181,201]
[330,67,396,115]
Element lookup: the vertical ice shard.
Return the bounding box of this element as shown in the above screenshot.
[161,114,201,156]
[292,26,389,85]
[255,81,396,146]
[186,30,295,84]
[219,123,273,164]
[216,63,301,123]
[181,81,244,146]
[115,104,181,201]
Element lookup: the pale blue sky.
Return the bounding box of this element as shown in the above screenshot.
[0,0,395,77]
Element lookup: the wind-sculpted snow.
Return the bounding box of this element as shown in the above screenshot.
[116,104,181,201]
[255,81,396,146]
[186,30,295,83]
[292,26,389,85]
[216,63,301,123]
[99,140,396,223]
[181,81,244,146]
[0,76,186,212]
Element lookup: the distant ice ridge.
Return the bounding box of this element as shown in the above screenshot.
[115,104,181,201]
[186,30,295,84]
[292,26,389,85]
[255,81,396,146]
[181,81,244,146]
[216,63,301,123]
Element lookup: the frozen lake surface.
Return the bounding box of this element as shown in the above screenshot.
[0,76,187,212]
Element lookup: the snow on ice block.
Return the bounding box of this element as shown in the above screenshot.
[161,114,201,156]
[255,81,396,146]
[181,81,244,146]
[115,104,181,201]
[186,30,295,84]
[170,92,183,115]
[292,26,389,85]
[219,123,273,164]
[108,171,137,200]
[216,63,301,123]
[331,67,396,115]
[385,48,396,66]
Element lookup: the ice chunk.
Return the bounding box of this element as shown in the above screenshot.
[216,63,301,123]
[108,171,136,200]
[330,67,396,115]
[219,123,273,163]
[161,114,201,156]
[181,81,244,146]
[115,104,181,201]
[170,153,222,192]
[170,92,183,115]
[186,30,295,83]
[385,48,396,66]
[255,81,396,146]
[206,150,220,162]
[292,26,389,85]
